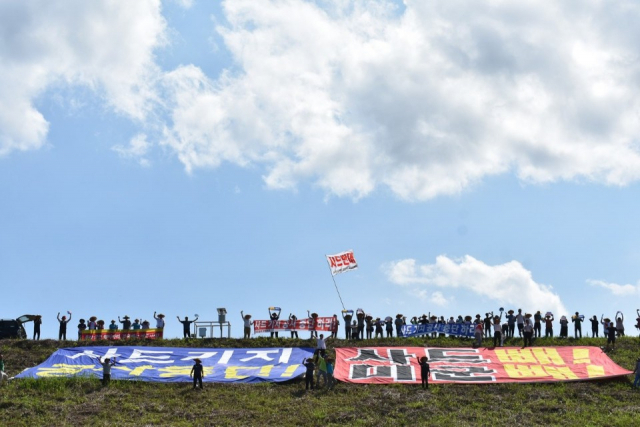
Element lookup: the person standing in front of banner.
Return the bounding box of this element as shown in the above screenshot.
[330,314,339,339]
[316,353,328,388]
[190,358,204,390]
[303,357,315,390]
[395,314,404,337]
[416,356,430,389]
[119,315,132,331]
[99,357,116,386]
[307,311,318,339]
[154,312,165,329]
[33,315,42,340]
[269,308,281,338]
[57,312,72,341]
[493,315,502,348]
[356,309,365,340]
[77,319,87,340]
[241,311,253,339]
[288,314,298,339]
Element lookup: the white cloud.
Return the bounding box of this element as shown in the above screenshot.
[587,279,640,296]
[157,0,640,200]
[384,255,567,314]
[0,0,166,155]
[112,134,152,167]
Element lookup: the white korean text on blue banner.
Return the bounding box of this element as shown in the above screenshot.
[16,346,314,383]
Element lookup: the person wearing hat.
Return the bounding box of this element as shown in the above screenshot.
[108,320,118,331]
[57,311,72,341]
[190,358,204,390]
[131,319,141,330]
[33,315,42,340]
[572,312,583,339]
[241,311,253,339]
[384,316,394,338]
[302,357,316,390]
[153,312,165,329]
[88,316,98,330]
[118,316,132,331]
[416,356,431,389]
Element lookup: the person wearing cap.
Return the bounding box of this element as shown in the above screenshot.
[190,358,204,390]
[99,356,117,386]
[153,312,165,329]
[118,316,132,330]
[241,311,253,339]
[57,312,72,341]
[572,312,583,339]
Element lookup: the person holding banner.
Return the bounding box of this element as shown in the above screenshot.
[241,311,253,339]
[342,310,353,339]
[132,319,141,330]
[307,311,318,339]
[269,307,282,338]
[288,314,298,339]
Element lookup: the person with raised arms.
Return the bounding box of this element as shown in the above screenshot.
[342,310,353,339]
[615,312,625,337]
[288,313,298,339]
[416,356,431,389]
[153,312,165,329]
[57,311,72,341]
[590,315,599,338]
[118,315,131,330]
[177,315,198,339]
[241,311,253,339]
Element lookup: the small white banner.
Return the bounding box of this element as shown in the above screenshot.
[326,250,358,276]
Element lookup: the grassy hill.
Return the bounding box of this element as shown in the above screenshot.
[1,336,639,426]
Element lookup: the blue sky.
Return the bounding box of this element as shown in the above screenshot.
[2,0,640,339]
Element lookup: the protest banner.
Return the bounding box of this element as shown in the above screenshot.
[402,323,475,338]
[253,317,336,334]
[81,329,163,341]
[335,346,631,384]
[16,346,314,383]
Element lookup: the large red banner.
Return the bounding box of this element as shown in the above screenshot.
[253,317,336,334]
[335,347,631,384]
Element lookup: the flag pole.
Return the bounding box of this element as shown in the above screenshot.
[326,256,346,310]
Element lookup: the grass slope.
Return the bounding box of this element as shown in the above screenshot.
[1,336,640,426]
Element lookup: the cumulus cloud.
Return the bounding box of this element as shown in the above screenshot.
[384,255,567,314]
[112,134,152,167]
[587,279,640,296]
[0,0,166,155]
[158,0,640,200]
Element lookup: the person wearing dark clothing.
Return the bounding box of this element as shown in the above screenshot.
[190,358,204,389]
[606,322,617,349]
[590,315,599,338]
[289,314,299,339]
[303,358,316,390]
[269,308,281,338]
[356,310,365,340]
[483,313,493,339]
[533,311,542,338]
[544,315,554,338]
[119,316,132,330]
[572,312,583,339]
[395,314,404,337]
[77,319,87,340]
[33,315,42,340]
[522,318,534,348]
[342,310,353,339]
[385,316,393,338]
[417,356,431,389]
[177,316,198,338]
[57,312,72,341]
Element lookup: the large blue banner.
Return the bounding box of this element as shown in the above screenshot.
[16,346,314,383]
[402,323,475,338]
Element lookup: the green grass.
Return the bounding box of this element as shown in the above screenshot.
[1,336,640,426]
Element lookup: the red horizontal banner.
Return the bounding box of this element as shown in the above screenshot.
[253,317,336,334]
[80,329,163,341]
[335,346,631,384]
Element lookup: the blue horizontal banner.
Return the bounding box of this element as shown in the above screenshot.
[402,323,475,338]
[16,346,314,383]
